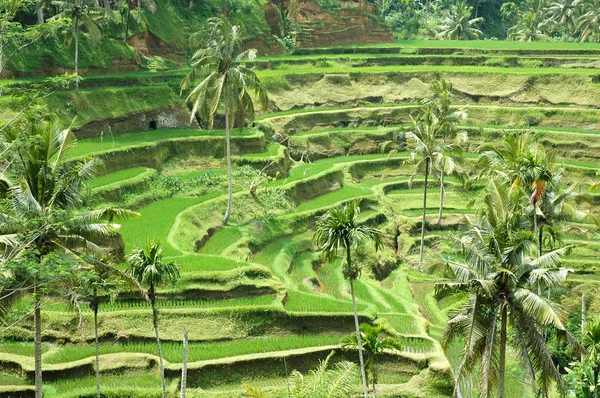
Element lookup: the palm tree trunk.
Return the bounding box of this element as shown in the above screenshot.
[372,365,377,398]
[436,169,444,227]
[538,226,543,257]
[533,203,537,235]
[137,0,141,24]
[34,285,43,398]
[75,20,79,93]
[346,241,369,398]
[124,6,131,43]
[36,1,44,24]
[150,291,166,398]
[350,279,369,398]
[181,331,188,398]
[582,293,586,362]
[498,303,508,398]
[593,367,598,398]
[223,110,233,224]
[419,158,430,267]
[94,302,100,398]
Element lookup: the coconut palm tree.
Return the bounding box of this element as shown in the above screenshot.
[575,0,600,42]
[52,0,102,92]
[404,106,449,267]
[68,267,122,398]
[341,323,402,397]
[126,240,180,398]
[313,201,382,398]
[547,0,580,36]
[426,180,580,398]
[436,1,484,40]
[508,10,550,41]
[583,319,600,398]
[182,17,269,224]
[423,79,468,227]
[0,120,139,398]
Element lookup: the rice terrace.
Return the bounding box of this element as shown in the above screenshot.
[3,0,600,397]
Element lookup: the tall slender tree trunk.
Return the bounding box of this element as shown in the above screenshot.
[538,226,543,257]
[436,169,444,227]
[532,203,537,236]
[34,284,43,398]
[223,110,233,224]
[582,293,587,361]
[498,303,508,398]
[372,366,377,398]
[419,158,430,267]
[346,242,369,398]
[181,331,188,398]
[593,368,598,398]
[124,6,131,43]
[137,0,141,24]
[75,20,79,93]
[93,303,101,398]
[350,279,369,398]
[36,1,45,24]
[150,290,166,398]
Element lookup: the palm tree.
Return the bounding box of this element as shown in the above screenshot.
[127,240,180,398]
[423,79,468,227]
[478,132,598,258]
[404,106,448,267]
[341,323,402,397]
[583,319,600,397]
[0,120,139,398]
[508,10,550,41]
[182,17,269,223]
[313,201,382,398]
[69,267,122,398]
[575,0,600,42]
[426,180,580,398]
[436,1,484,40]
[52,0,102,92]
[547,0,580,36]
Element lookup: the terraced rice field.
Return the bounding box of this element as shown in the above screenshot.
[4,41,600,398]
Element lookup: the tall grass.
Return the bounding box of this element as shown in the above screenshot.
[42,335,341,364]
[70,128,253,158]
[284,289,359,313]
[198,227,243,255]
[120,192,221,256]
[295,185,372,212]
[89,167,149,189]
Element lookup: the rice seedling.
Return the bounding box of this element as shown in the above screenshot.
[42,334,341,364]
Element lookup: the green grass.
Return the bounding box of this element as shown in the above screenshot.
[120,192,222,256]
[295,185,372,212]
[242,141,281,158]
[198,227,243,255]
[89,167,149,189]
[0,342,48,356]
[284,289,360,313]
[71,295,278,313]
[165,254,245,273]
[43,371,161,398]
[71,128,252,158]
[42,335,341,364]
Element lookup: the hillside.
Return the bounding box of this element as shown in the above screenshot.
[2,1,600,397]
[1,38,600,397]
